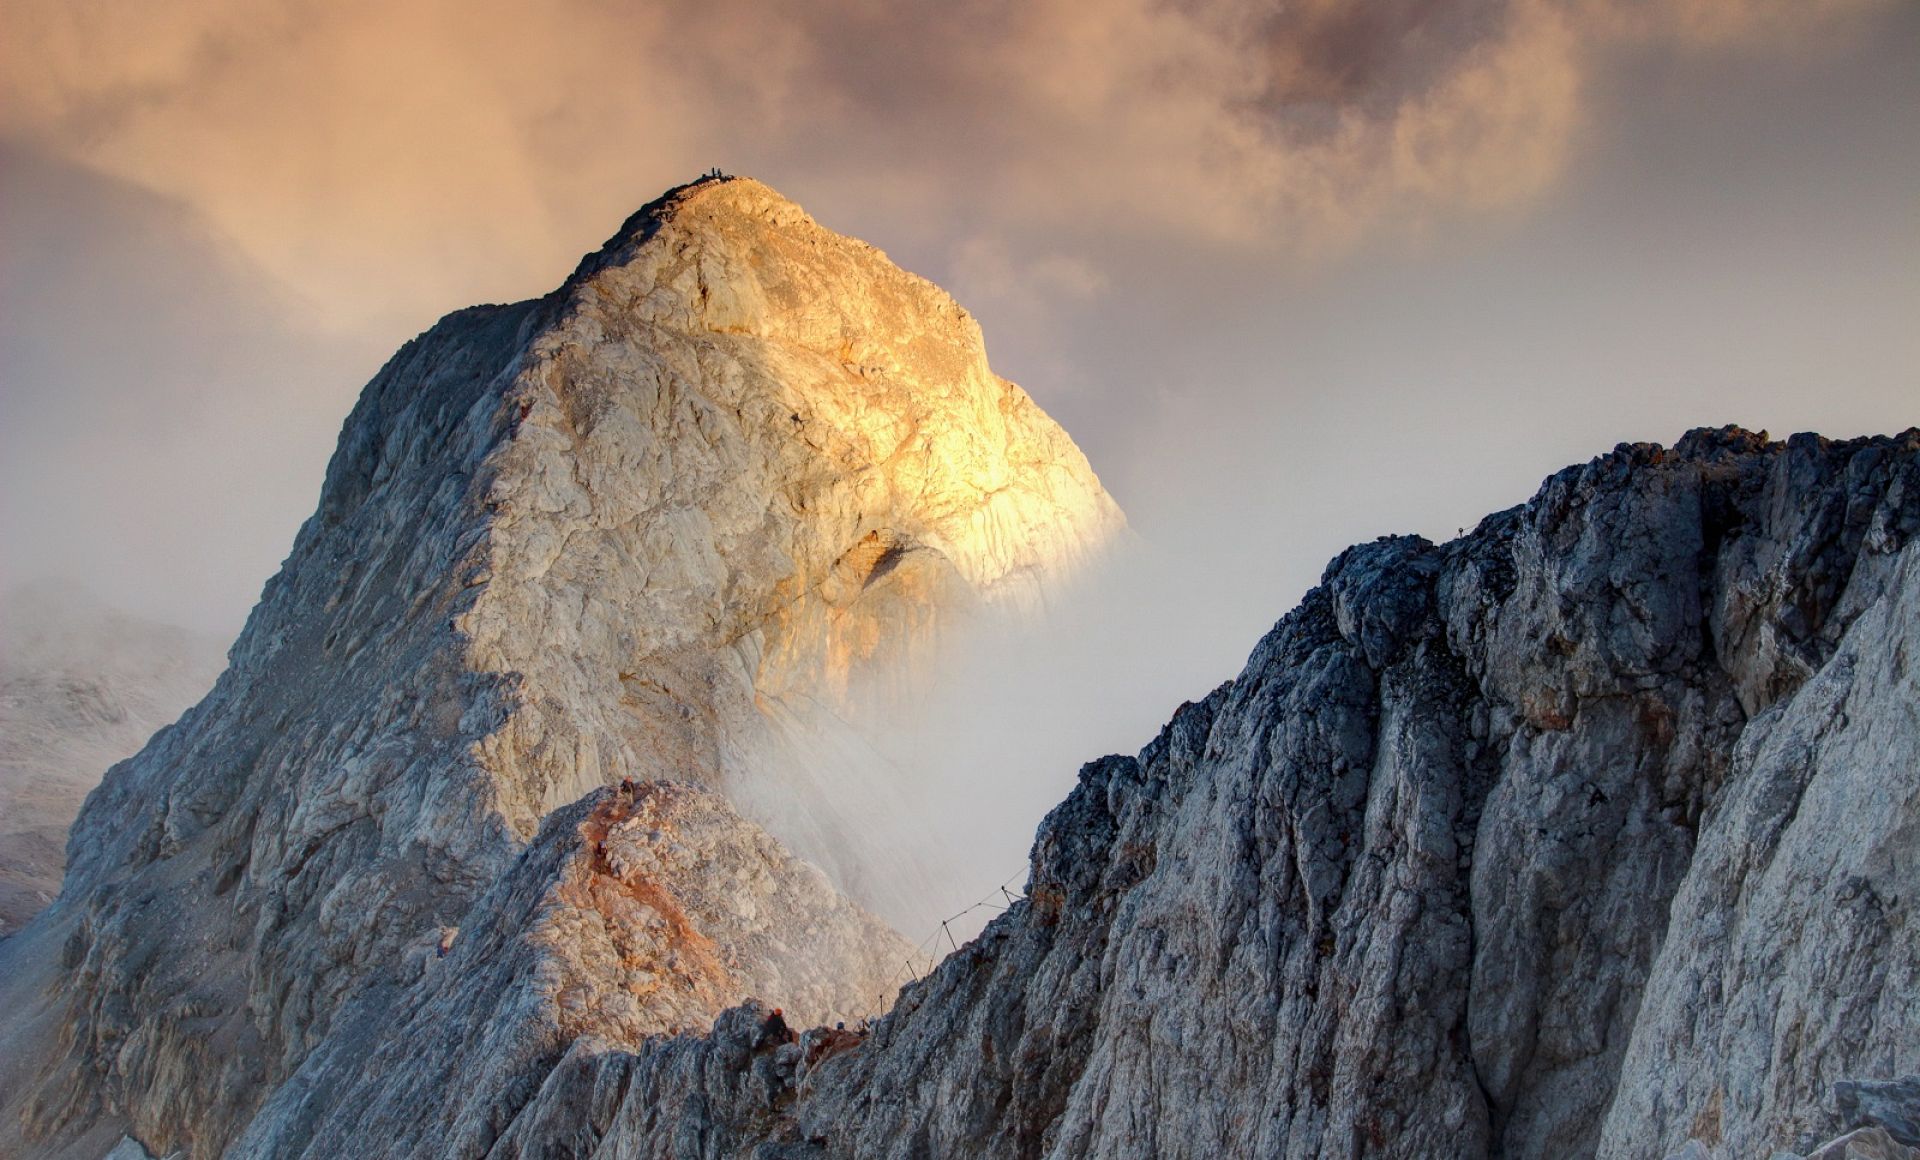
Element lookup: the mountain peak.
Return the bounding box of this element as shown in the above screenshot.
[0,177,1122,1158]
[565,172,816,289]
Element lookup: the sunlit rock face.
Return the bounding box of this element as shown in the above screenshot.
[468,177,1123,917]
[0,175,1119,1160]
[0,586,225,935]
[467,429,1916,1160]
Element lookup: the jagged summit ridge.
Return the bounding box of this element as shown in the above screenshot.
[0,175,1121,1159]
[333,425,1914,1160]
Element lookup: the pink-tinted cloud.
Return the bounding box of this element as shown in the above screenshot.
[0,0,1893,330]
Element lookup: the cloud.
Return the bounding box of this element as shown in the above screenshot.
[0,0,1891,332]
[0,141,379,632]
[948,236,1106,314]
[1,0,1910,934]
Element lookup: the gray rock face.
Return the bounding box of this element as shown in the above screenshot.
[1736,1081,1920,1160]
[1836,1079,1920,1148]
[478,428,1914,1159]
[1800,1127,1918,1160]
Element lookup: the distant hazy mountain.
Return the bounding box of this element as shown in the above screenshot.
[0,584,225,934]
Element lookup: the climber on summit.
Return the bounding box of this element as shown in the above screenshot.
[758,1007,791,1049]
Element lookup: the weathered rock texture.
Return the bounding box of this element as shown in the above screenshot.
[228,782,907,1160]
[0,175,1119,1160]
[2,173,1911,1160]
[419,428,1912,1160]
[0,586,225,936]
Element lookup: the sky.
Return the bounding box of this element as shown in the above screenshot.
[2,0,1916,924]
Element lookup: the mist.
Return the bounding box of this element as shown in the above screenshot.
[0,143,383,634]
[827,13,1917,940]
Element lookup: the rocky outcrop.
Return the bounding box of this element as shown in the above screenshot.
[0,586,225,935]
[227,782,907,1160]
[463,428,1915,1159]
[0,175,1118,1160]
[1,172,1909,1159]
[1835,1080,1920,1150]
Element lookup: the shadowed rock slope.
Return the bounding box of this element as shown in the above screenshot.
[478,428,1916,1159]
[0,175,1120,1160]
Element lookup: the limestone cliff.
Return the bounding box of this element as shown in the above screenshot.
[0,175,1120,1160]
[436,428,1915,1159]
